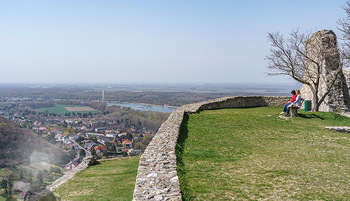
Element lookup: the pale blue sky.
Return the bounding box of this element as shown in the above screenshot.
[0,0,347,84]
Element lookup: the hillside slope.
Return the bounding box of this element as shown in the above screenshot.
[0,117,67,200]
[0,117,65,167]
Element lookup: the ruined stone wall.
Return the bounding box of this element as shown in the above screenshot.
[132,96,290,201]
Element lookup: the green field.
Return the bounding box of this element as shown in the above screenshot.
[54,157,139,201]
[36,104,99,115]
[177,107,350,200]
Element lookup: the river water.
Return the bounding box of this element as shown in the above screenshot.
[107,102,176,113]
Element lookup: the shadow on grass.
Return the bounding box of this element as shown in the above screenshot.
[297,113,325,120]
[176,113,194,201]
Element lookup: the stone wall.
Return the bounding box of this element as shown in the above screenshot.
[132,96,290,200]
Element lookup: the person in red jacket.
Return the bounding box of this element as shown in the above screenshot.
[281,90,297,116]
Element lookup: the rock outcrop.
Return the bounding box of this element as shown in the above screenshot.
[301,30,350,111]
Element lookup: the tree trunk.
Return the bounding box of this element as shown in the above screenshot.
[312,92,318,111]
[311,85,319,111]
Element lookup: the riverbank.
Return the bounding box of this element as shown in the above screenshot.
[107,102,177,113]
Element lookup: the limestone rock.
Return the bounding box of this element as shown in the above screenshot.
[301,30,350,111]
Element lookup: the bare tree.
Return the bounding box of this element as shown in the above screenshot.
[338,0,350,62]
[265,29,344,111]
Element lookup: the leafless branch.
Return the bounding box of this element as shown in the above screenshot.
[266,28,345,111]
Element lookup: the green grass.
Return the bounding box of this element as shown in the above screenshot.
[54,157,140,201]
[36,104,99,115]
[177,107,350,200]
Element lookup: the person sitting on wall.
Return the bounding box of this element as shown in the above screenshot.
[280,90,297,116]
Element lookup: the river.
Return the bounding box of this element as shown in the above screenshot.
[107,102,176,113]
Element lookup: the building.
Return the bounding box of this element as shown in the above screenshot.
[65,161,79,170]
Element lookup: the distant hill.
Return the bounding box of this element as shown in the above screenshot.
[0,117,65,167]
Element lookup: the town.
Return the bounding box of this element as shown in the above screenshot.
[0,98,169,171]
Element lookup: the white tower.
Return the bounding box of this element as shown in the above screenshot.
[102,89,105,102]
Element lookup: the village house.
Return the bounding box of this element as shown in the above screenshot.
[128,149,141,156]
[65,119,78,124]
[64,138,74,145]
[94,145,108,154]
[33,126,49,134]
[118,132,128,137]
[122,139,133,148]
[39,127,48,133]
[86,132,104,138]
[33,121,41,127]
[105,129,119,134]
[97,136,110,145]
[106,133,117,138]
[65,161,79,170]
[55,134,67,142]
[69,134,80,141]
[95,127,107,133]
[46,118,61,124]
[90,120,105,128]
[87,144,96,151]
[81,140,95,148]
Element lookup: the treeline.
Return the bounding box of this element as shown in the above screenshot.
[99,104,169,131]
[20,101,54,109]
[103,91,228,106]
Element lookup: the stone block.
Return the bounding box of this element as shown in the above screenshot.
[290,107,298,117]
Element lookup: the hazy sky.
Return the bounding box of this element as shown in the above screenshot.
[0,0,347,84]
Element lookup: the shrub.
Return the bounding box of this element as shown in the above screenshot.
[49,166,61,174]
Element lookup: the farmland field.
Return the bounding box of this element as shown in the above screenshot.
[36,104,99,115]
[65,106,97,112]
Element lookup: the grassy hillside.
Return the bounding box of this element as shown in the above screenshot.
[177,107,350,200]
[0,117,67,199]
[0,117,66,166]
[54,157,140,201]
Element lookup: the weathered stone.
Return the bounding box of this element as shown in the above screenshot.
[301,30,350,112]
[325,126,350,132]
[154,195,163,200]
[290,107,298,117]
[147,172,158,178]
